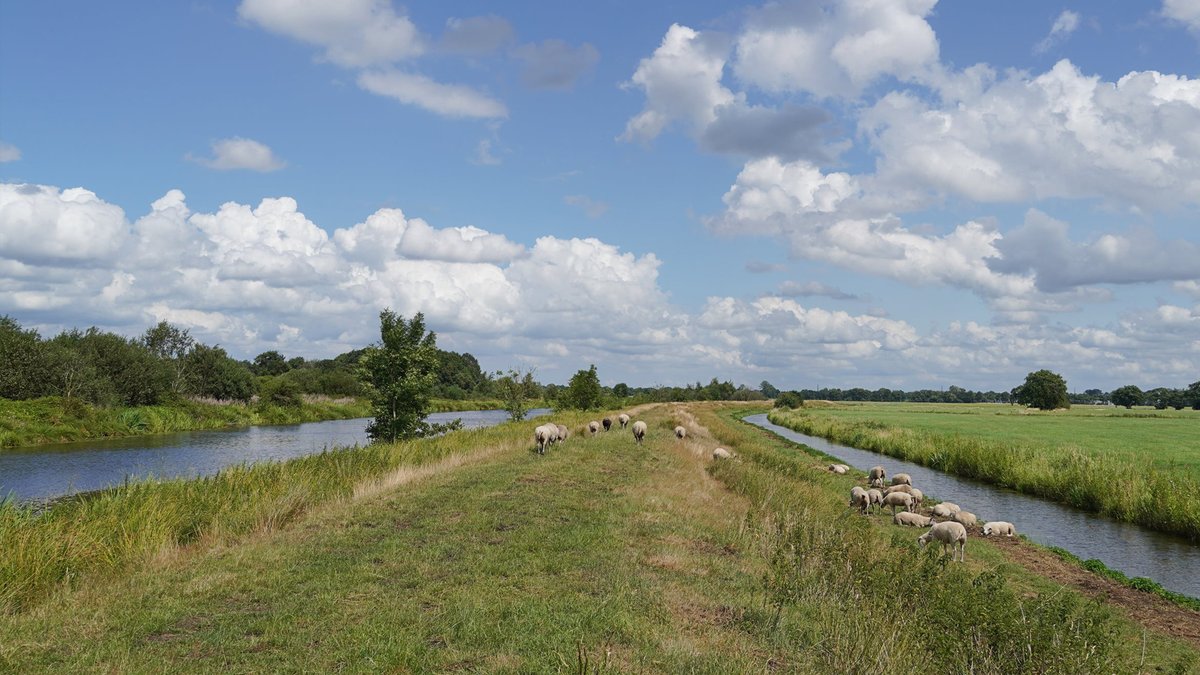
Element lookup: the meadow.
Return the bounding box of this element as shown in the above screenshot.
[0,403,1195,672]
[769,402,1200,541]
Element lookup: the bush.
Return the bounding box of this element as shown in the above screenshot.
[258,378,304,409]
[773,391,805,409]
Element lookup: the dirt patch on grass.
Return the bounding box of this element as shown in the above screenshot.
[989,535,1200,649]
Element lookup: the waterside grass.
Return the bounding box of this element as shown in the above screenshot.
[768,407,1200,542]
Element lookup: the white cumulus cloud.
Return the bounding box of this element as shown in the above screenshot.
[238,0,423,67]
[189,137,286,172]
[357,70,507,119]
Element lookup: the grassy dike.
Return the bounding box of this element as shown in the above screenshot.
[0,404,1195,672]
[768,407,1200,542]
[0,396,372,449]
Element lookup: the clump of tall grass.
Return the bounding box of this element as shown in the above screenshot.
[768,409,1200,542]
[700,407,1128,673]
[0,419,530,612]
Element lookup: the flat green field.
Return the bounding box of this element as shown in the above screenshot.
[806,402,1200,474]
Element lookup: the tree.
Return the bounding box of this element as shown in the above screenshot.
[496,368,536,421]
[1109,385,1143,409]
[0,316,47,399]
[252,350,290,376]
[359,310,460,443]
[143,321,194,396]
[774,391,804,409]
[559,364,603,410]
[1189,381,1200,411]
[185,344,255,401]
[760,380,780,399]
[1015,370,1070,410]
[612,382,630,398]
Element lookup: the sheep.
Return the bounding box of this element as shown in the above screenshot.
[883,484,913,496]
[891,473,912,486]
[602,417,612,432]
[867,488,884,513]
[618,413,630,429]
[930,502,961,518]
[713,447,732,460]
[674,426,686,439]
[982,521,1016,537]
[850,486,870,514]
[868,465,886,483]
[588,420,600,435]
[918,521,968,562]
[555,424,569,442]
[828,463,849,474]
[632,420,647,444]
[882,491,914,516]
[893,512,932,527]
[533,424,558,454]
[951,511,977,528]
[868,477,885,490]
[909,488,924,508]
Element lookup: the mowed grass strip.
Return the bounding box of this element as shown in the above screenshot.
[0,408,778,672]
[769,405,1200,541]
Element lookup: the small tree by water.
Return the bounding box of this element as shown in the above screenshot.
[496,368,537,421]
[360,310,461,443]
[559,365,603,410]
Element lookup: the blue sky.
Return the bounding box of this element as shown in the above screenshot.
[1,0,1199,391]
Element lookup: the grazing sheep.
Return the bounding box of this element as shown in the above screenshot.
[674,426,686,439]
[618,413,630,428]
[982,521,1016,537]
[713,447,732,460]
[891,473,912,486]
[828,463,849,474]
[882,491,914,515]
[893,512,932,527]
[951,511,977,528]
[632,420,647,444]
[533,424,558,454]
[868,477,885,490]
[909,488,924,508]
[918,521,968,562]
[602,418,612,432]
[555,424,569,442]
[588,420,600,435]
[868,466,886,483]
[850,486,870,514]
[867,488,884,513]
[930,503,959,518]
[883,484,914,496]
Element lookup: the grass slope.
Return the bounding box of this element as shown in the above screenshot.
[1,403,1195,672]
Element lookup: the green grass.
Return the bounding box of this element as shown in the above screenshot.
[768,404,1200,541]
[0,396,371,449]
[0,403,1195,672]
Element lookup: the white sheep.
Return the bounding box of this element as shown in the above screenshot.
[555,424,569,442]
[882,491,914,515]
[883,484,913,496]
[712,447,732,460]
[632,420,647,444]
[868,477,885,490]
[918,521,968,562]
[891,473,912,486]
[909,488,924,508]
[588,420,600,435]
[951,511,977,528]
[533,424,558,454]
[618,413,630,428]
[850,486,870,514]
[868,465,886,482]
[602,417,613,432]
[674,425,687,439]
[982,521,1016,537]
[867,488,884,513]
[930,502,961,518]
[893,512,932,527]
[828,463,849,474]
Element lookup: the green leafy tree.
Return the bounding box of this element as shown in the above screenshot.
[774,391,804,409]
[1109,385,1143,409]
[252,350,290,376]
[258,377,304,409]
[142,321,194,396]
[612,382,630,398]
[1188,380,1200,410]
[760,380,780,399]
[559,364,603,410]
[0,316,48,399]
[496,368,536,421]
[185,344,255,401]
[359,310,461,443]
[1015,370,1070,410]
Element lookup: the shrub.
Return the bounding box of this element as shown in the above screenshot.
[773,391,804,409]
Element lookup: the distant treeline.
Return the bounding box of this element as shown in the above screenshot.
[785,384,1200,409]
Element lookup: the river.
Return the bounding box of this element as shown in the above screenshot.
[743,413,1200,599]
[0,409,549,504]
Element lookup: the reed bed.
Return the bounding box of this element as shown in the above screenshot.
[768,408,1200,541]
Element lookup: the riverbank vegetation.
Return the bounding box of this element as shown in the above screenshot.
[1,402,1195,671]
[768,404,1200,541]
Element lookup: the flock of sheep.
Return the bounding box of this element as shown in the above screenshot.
[532,414,733,461]
[837,463,1016,562]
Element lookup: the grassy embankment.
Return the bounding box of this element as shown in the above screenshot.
[0,396,532,449]
[1,402,1195,671]
[769,403,1200,542]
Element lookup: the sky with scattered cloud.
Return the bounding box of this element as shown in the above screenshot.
[1,1,1198,391]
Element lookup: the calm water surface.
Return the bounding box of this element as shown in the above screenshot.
[743,413,1200,599]
[0,409,549,503]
